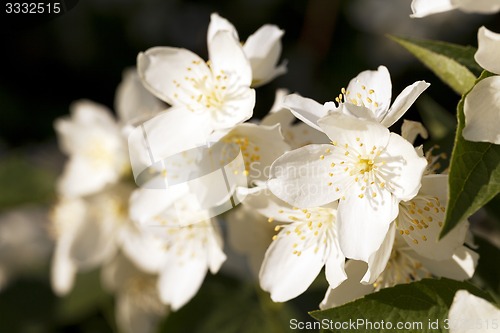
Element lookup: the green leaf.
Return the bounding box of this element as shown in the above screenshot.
[441,71,500,238]
[310,278,493,333]
[0,155,56,210]
[471,236,500,302]
[417,95,456,173]
[389,35,478,95]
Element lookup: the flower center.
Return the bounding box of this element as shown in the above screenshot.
[357,158,374,174]
[396,195,445,245]
[271,207,336,257]
[222,135,261,176]
[321,141,398,200]
[172,60,249,116]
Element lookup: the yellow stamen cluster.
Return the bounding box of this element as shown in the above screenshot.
[270,207,336,257]
[396,195,445,245]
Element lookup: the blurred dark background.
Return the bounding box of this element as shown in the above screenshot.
[1,0,500,149]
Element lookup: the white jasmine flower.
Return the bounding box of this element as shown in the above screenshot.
[129,188,226,311]
[463,26,500,144]
[208,13,287,87]
[448,290,500,333]
[0,206,52,291]
[268,113,427,261]
[242,188,346,302]
[411,0,500,18]
[54,100,129,197]
[102,254,168,333]
[137,28,255,132]
[320,231,478,309]
[282,66,429,131]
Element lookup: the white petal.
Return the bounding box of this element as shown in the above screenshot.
[207,13,239,44]
[282,94,329,132]
[54,100,116,154]
[57,155,119,197]
[137,47,211,105]
[337,188,399,262]
[417,246,478,280]
[382,81,430,127]
[51,235,77,296]
[475,26,500,75]
[324,240,347,289]
[318,113,391,150]
[410,0,455,17]
[285,122,331,148]
[127,107,212,182]
[380,133,427,201]
[115,68,164,126]
[448,290,500,333]
[157,255,208,311]
[243,25,286,87]
[129,186,188,226]
[401,120,428,145]
[206,221,227,273]
[225,205,274,276]
[268,144,342,208]
[223,123,290,182]
[259,228,326,302]
[345,66,392,121]
[209,87,255,131]
[455,0,500,14]
[463,76,500,144]
[119,225,168,274]
[208,30,252,87]
[69,214,117,269]
[362,223,396,284]
[320,260,374,309]
[241,186,303,223]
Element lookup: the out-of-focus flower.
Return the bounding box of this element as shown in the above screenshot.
[283,66,429,130]
[50,183,132,295]
[102,253,168,333]
[115,68,165,128]
[0,206,52,290]
[129,188,226,311]
[411,0,500,18]
[463,26,500,144]
[208,13,287,87]
[268,114,427,261]
[137,27,255,132]
[54,100,129,198]
[448,290,500,333]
